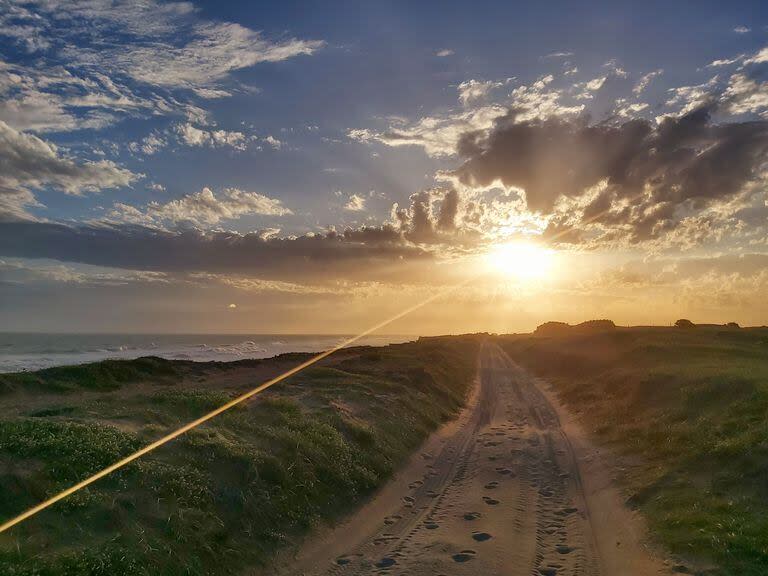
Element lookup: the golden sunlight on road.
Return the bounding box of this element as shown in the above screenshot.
[484,240,556,282]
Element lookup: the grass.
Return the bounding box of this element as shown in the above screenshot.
[0,336,479,575]
[498,325,768,575]
[0,357,181,394]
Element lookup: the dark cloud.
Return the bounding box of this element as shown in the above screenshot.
[455,106,768,241]
[437,188,459,231]
[0,220,433,283]
[392,188,464,243]
[0,186,481,285]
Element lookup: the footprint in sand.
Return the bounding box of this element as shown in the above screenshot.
[402,496,415,507]
[484,481,499,489]
[375,557,396,568]
[472,531,492,542]
[335,556,351,566]
[384,514,402,525]
[482,496,500,505]
[463,512,481,521]
[408,479,423,489]
[495,467,514,475]
[452,550,477,563]
[424,521,439,530]
[556,544,574,554]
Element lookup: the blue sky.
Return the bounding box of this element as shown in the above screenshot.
[0,0,767,333]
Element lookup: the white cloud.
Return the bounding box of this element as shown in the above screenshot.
[0,121,137,194]
[32,1,324,92]
[0,120,138,219]
[615,100,650,117]
[707,55,745,68]
[348,74,583,158]
[664,76,720,116]
[128,132,167,155]
[733,26,751,34]
[574,76,607,99]
[458,79,505,106]
[633,69,663,95]
[543,52,574,59]
[107,187,292,228]
[0,59,145,132]
[67,21,322,92]
[603,59,628,78]
[344,194,367,212]
[258,227,281,240]
[0,189,40,222]
[349,105,507,157]
[0,1,323,134]
[263,135,282,149]
[744,47,768,66]
[175,123,248,150]
[723,73,768,116]
[347,128,375,143]
[436,49,454,57]
[509,75,584,121]
[0,3,51,53]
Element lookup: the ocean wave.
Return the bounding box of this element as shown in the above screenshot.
[0,334,410,372]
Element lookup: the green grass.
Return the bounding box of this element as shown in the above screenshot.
[498,325,768,575]
[0,357,181,394]
[0,336,479,575]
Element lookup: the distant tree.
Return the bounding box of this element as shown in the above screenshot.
[534,321,571,336]
[726,322,740,328]
[675,319,695,328]
[574,319,616,332]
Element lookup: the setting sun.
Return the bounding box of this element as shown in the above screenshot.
[485,241,555,281]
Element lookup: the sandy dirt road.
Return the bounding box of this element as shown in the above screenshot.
[281,342,670,576]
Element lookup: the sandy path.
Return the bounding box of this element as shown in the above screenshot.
[280,342,670,576]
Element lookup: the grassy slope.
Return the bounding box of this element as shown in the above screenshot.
[0,336,479,576]
[498,326,768,576]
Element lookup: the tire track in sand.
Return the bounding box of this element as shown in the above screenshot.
[283,342,670,576]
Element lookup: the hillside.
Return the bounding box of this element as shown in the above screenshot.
[0,337,479,575]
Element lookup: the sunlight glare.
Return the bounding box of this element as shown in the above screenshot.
[484,241,555,282]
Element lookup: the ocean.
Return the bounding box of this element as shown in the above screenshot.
[0,333,414,373]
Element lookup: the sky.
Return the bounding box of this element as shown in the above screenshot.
[0,0,767,334]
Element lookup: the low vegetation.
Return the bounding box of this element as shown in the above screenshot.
[498,324,768,576]
[0,337,479,575]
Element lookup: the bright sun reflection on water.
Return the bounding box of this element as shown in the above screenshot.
[484,241,555,282]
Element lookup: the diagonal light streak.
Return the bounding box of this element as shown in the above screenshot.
[0,283,465,534]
